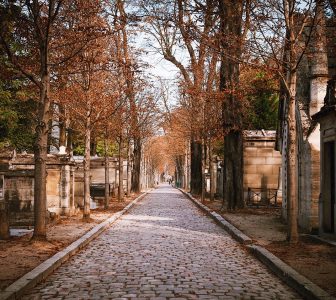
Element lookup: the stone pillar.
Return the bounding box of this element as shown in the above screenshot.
[70,167,75,214]
[0,200,10,239]
[118,157,124,201]
[308,5,329,149]
[217,162,224,199]
[210,159,217,200]
[126,157,131,196]
[114,161,118,197]
[50,103,60,154]
[60,165,71,215]
[303,6,329,232]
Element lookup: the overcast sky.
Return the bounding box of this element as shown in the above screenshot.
[134,31,183,107]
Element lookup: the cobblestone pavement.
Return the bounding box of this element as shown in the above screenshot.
[22,185,300,299]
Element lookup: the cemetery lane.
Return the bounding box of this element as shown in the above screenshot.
[22,185,300,299]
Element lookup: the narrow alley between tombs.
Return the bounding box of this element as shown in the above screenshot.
[1,1,336,299]
[21,185,299,300]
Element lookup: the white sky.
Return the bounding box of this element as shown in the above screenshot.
[134,32,183,107]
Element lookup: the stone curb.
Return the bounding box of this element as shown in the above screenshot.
[0,192,149,300]
[178,189,252,245]
[248,245,334,300]
[178,188,334,300]
[305,234,336,248]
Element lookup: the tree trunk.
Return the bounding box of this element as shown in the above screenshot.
[224,131,244,209]
[190,138,202,195]
[0,200,10,240]
[143,155,147,189]
[66,127,73,156]
[175,156,184,188]
[117,0,140,194]
[218,0,244,210]
[90,133,96,156]
[33,72,50,240]
[83,114,91,220]
[201,139,206,202]
[131,137,141,193]
[118,138,124,201]
[287,71,299,243]
[209,140,215,201]
[104,134,109,209]
[185,141,190,190]
[126,141,131,196]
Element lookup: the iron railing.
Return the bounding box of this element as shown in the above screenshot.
[247,187,279,207]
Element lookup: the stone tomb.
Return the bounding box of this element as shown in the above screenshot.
[216,130,282,205]
[73,156,129,207]
[313,79,336,236]
[0,152,76,226]
[243,130,282,206]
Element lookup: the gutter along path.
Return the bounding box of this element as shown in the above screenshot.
[20,184,298,299]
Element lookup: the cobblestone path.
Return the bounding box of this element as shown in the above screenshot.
[22,185,300,299]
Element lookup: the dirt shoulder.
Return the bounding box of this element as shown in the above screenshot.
[202,198,336,297]
[0,194,141,291]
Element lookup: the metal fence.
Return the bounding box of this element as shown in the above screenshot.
[247,187,280,208]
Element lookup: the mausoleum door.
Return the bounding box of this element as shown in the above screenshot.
[323,141,335,233]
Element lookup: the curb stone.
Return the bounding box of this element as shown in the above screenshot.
[248,245,334,300]
[178,188,335,300]
[305,234,336,247]
[0,192,149,300]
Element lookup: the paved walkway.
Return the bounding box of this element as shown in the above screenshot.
[22,185,300,299]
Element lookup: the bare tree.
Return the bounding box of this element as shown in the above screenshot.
[250,0,324,242]
[140,0,220,196]
[218,0,249,210]
[58,31,122,220]
[0,0,104,239]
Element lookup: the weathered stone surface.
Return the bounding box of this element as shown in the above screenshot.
[22,185,299,299]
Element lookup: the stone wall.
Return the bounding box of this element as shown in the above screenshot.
[280,115,321,233]
[46,168,61,210]
[5,171,34,226]
[297,143,320,232]
[216,130,282,204]
[90,158,118,185]
[5,172,34,212]
[243,131,282,203]
[0,152,148,225]
[0,154,76,226]
[73,157,128,207]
